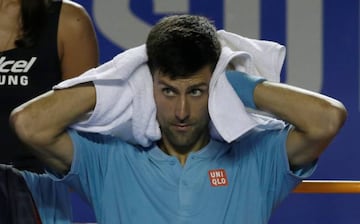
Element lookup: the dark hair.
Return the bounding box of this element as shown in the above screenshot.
[146,15,221,78]
[15,0,50,48]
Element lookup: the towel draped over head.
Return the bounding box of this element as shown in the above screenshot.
[54,30,286,147]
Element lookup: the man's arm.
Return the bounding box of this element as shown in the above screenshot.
[253,81,347,167]
[10,83,96,174]
[225,71,347,168]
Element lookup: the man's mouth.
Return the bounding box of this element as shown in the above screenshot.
[173,123,191,132]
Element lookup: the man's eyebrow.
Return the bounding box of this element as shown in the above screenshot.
[187,83,209,91]
[157,80,173,87]
[157,80,209,89]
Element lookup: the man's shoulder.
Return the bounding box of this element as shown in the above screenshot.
[69,129,148,152]
[231,125,291,147]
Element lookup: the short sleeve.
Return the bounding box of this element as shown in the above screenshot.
[233,125,317,204]
[45,130,116,204]
[21,171,72,224]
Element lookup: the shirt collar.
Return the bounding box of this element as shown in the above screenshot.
[147,138,229,162]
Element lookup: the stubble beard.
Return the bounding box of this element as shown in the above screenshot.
[161,123,209,155]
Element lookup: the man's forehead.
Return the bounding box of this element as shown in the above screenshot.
[153,69,212,86]
[154,65,212,79]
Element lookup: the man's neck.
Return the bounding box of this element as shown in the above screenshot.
[158,135,210,166]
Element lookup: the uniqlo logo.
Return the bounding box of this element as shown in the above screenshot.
[208,169,228,187]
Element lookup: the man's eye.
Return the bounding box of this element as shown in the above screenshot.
[162,88,175,96]
[190,89,202,96]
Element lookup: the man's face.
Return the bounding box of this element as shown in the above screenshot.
[153,65,212,154]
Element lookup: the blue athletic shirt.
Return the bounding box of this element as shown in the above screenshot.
[48,126,316,224]
[21,171,72,224]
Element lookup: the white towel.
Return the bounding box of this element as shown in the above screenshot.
[209,30,286,142]
[54,30,286,146]
[217,30,285,81]
[54,45,159,147]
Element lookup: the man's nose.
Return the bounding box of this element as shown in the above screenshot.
[175,95,190,121]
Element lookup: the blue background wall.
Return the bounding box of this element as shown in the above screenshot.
[72,0,359,223]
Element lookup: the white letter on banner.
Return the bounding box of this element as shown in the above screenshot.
[93,0,150,49]
[93,0,189,49]
[153,0,189,13]
[224,0,260,39]
[286,0,323,92]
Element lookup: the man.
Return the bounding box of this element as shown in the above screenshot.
[10,15,347,224]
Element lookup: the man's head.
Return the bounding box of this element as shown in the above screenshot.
[147,15,221,157]
[146,14,221,78]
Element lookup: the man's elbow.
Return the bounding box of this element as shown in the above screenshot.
[305,99,347,144]
[10,106,45,148]
[324,100,347,138]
